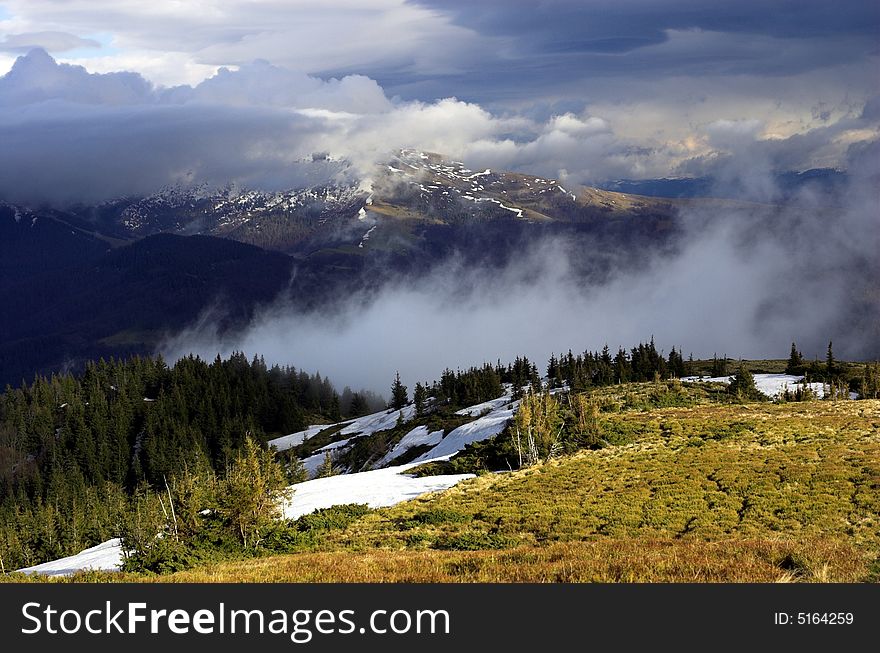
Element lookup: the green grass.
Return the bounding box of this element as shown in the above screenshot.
[7,396,878,583]
[280,399,879,581]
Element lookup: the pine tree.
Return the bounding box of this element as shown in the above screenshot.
[217,437,289,548]
[390,372,408,410]
[413,382,428,416]
[316,451,337,478]
[348,392,369,418]
[860,363,880,399]
[785,342,804,374]
[286,456,308,484]
[546,354,559,388]
[567,394,602,450]
[728,362,761,401]
[512,390,563,467]
[826,341,836,381]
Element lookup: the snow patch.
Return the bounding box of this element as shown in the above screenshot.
[316,437,354,453]
[283,459,473,520]
[17,538,124,577]
[358,224,377,248]
[340,405,416,436]
[269,425,329,452]
[302,451,330,477]
[415,405,517,462]
[455,391,514,417]
[681,373,832,398]
[375,426,444,468]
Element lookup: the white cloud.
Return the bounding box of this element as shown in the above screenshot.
[0,49,877,206]
[0,31,100,53]
[0,0,491,86]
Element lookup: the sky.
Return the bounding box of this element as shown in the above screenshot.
[0,0,878,202]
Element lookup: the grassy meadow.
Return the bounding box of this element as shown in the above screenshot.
[18,393,877,583]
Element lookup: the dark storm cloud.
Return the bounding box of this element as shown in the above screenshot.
[369,0,879,102]
[410,0,880,42]
[1,48,876,206]
[0,51,386,204]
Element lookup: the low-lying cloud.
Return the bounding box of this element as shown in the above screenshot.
[161,160,880,393]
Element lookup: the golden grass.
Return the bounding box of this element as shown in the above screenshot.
[143,538,867,583]
[10,399,878,583]
[325,400,880,553]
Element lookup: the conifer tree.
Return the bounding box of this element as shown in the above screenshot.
[413,382,428,416]
[390,371,408,410]
[316,451,337,478]
[860,363,880,399]
[348,392,368,418]
[786,342,804,374]
[217,436,289,548]
[728,362,761,401]
[512,390,563,466]
[825,341,836,381]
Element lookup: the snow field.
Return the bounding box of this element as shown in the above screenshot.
[681,373,829,398]
[282,458,473,521]
[17,538,124,577]
[375,425,444,467]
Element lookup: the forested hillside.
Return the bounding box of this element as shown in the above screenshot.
[3,337,876,575]
[0,353,375,570]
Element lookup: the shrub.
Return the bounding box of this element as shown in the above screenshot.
[512,390,563,466]
[217,437,290,548]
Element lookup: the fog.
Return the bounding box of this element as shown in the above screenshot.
[161,155,880,393]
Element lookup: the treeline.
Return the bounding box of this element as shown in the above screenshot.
[785,341,879,398]
[547,340,686,391]
[434,364,506,406]
[410,357,541,410]
[0,352,363,571]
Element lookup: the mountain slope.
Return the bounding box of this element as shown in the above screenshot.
[0,153,687,383]
[0,233,293,384]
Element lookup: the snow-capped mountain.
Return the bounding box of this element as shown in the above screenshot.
[0,152,683,386]
[105,181,368,253]
[4,149,677,255]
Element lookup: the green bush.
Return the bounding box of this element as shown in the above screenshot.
[293,504,371,532]
[395,509,473,529]
[433,531,518,551]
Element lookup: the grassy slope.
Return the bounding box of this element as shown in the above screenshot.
[49,397,876,583]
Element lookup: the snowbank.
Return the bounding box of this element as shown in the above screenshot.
[268,424,329,452]
[270,405,417,455]
[339,405,415,436]
[415,404,517,462]
[455,393,514,417]
[17,538,124,577]
[283,459,473,520]
[681,373,828,398]
[375,425,444,467]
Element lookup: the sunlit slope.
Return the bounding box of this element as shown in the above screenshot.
[155,398,880,582]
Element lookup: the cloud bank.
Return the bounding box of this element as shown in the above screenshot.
[1,49,877,206]
[162,146,880,393]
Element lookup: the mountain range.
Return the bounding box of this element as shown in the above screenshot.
[0,150,861,385]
